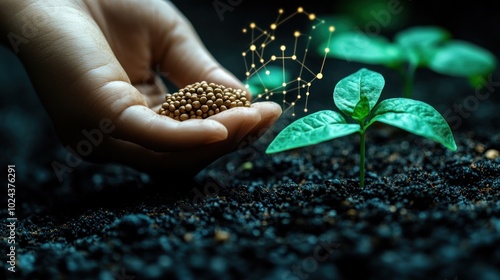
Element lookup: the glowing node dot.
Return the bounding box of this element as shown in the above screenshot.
[302,85,306,88]
[292,113,296,116]
[271,55,277,61]
[304,108,308,112]
[329,26,335,32]
[242,52,246,57]
[245,84,249,88]
[283,90,286,94]
[325,48,330,53]
[312,26,316,30]
[280,45,286,51]
[250,44,256,51]
[306,92,310,96]
[266,96,270,100]
[260,59,264,63]
[242,28,247,33]
[250,23,256,28]
[265,70,270,75]
[251,63,255,68]
[261,43,266,48]
[292,55,297,60]
[317,73,323,79]
[291,102,295,106]
[279,8,284,14]
[297,77,301,81]
[309,14,316,20]
[270,23,277,30]
[270,92,274,96]
[245,72,250,76]
[271,36,275,40]
[258,94,262,98]
[297,7,304,13]
[294,31,300,37]
[297,95,302,99]
[263,31,268,35]
[307,83,311,86]
[322,20,326,23]
[282,83,287,87]
[264,89,269,93]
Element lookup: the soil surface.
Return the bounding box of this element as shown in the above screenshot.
[1,1,500,280]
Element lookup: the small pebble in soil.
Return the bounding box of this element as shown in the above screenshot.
[485,149,499,160]
[214,230,231,243]
[159,81,251,120]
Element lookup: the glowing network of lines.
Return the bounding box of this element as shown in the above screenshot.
[242,7,335,116]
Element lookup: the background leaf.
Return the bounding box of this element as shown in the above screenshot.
[370,98,457,151]
[334,68,385,121]
[322,32,403,66]
[394,26,450,49]
[266,110,360,154]
[394,26,451,66]
[428,40,496,78]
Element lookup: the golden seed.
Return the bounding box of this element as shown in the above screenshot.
[200,96,207,104]
[193,101,201,109]
[180,114,189,121]
[201,105,209,113]
[185,104,192,111]
[197,87,203,94]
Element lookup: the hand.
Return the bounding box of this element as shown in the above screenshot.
[0,0,281,175]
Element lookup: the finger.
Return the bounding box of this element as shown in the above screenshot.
[114,103,229,152]
[244,102,283,145]
[94,106,262,175]
[153,1,250,99]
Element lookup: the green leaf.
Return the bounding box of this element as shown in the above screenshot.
[334,68,385,121]
[323,32,403,66]
[352,95,371,121]
[428,40,496,77]
[370,98,457,151]
[266,110,360,154]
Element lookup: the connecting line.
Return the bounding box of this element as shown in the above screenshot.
[242,7,335,116]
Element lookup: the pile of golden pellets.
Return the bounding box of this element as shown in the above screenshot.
[159,81,251,121]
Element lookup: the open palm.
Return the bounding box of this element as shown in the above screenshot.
[0,0,281,175]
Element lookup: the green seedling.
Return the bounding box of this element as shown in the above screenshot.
[266,68,457,187]
[320,26,496,98]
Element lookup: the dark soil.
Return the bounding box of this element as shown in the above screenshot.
[2,1,500,280]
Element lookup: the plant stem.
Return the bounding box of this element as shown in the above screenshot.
[403,62,417,99]
[359,130,366,188]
